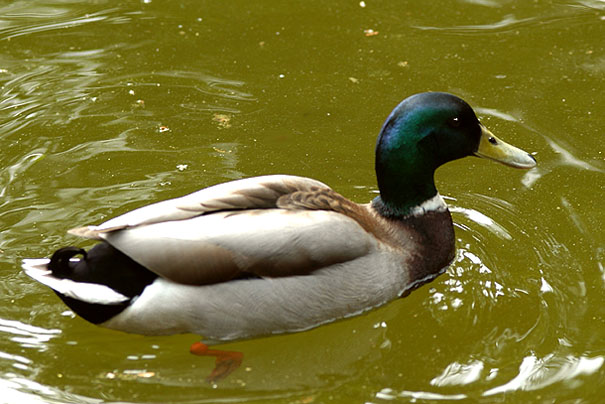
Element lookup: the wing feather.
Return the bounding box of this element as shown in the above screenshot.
[100,209,375,285]
[69,175,330,239]
[66,174,379,285]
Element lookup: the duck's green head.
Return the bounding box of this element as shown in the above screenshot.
[374,92,536,217]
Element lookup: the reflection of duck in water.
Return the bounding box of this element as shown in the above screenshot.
[23,92,536,381]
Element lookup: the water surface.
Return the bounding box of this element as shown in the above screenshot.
[0,0,603,403]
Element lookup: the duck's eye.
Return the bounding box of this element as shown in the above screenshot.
[449,117,461,128]
[488,136,498,145]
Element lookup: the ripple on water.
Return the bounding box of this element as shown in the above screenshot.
[411,6,595,35]
[405,189,599,399]
[0,1,255,263]
[483,353,604,395]
[0,4,133,40]
[0,372,105,404]
[373,353,604,401]
[0,318,60,351]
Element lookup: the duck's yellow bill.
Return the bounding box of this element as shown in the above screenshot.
[474,125,536,169]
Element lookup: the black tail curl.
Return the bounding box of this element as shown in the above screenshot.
[49,246,87,278]
[41,242,160,325]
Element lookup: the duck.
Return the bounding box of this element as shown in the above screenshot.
[22,92,536,381]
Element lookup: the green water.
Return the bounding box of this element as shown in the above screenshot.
[1,0,604,402]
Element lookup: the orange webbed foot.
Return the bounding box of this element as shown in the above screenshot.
[190,341,244,382]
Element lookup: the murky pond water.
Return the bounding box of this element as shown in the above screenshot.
[1,0,604,403]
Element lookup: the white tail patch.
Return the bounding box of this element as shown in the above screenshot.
[22,259,129,305]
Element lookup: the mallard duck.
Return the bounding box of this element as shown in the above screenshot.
[23,92,535,381]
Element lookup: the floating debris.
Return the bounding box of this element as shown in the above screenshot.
[104,370,156,380]
[364,29,379,37]
[212,146,232,154]
[158,125,170,133]
[212,113,232,129]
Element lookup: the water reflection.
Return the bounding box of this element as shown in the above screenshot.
[430,359,484,387]
[0,350,32,371]
[545,137,603,172]
[0,6,133,139]
[375,387,467,401]
[414,14,532,33]
[0,151,44,199]
[0,318,60,350]
[578,0,605,10]
[451,205,512,241]
[374,353,604,400]
[0,10,120,41]
[0,319,64,403]
[483,353,604,395]
[412,8,593,34]
[0,372,104,404]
